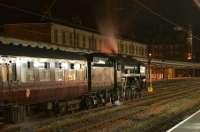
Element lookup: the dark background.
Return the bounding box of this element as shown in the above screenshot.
[0,0,199,58]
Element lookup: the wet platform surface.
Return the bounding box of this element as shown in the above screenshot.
[167,110,200,132]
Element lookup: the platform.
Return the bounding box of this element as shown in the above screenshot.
[167,109,200,132]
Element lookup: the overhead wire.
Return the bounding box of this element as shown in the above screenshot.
[0,2,70,25]
[133,0,200,41]
[0,0,200,41]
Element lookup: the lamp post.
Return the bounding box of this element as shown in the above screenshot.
[148,52,153,93]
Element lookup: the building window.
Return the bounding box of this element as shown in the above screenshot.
[69,32,73,46]
[121,44,124,53]
[132,45,135,55]
[82,36,86,48]
[89,37,92,49]
[98,39,102,51]
[125,44,128,53]
[62,31,66,44]
[141,48,144,56]
[93,38,97,50]
[54,29,58,43]
[76,33,79,48]
[136,46,138,55]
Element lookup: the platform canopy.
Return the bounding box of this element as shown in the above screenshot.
[135,57,200,69]
[0,36,86,60]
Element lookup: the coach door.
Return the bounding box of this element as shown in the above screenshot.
[8,63,17,82]
[0,64,2,87]
[2,63,8,82]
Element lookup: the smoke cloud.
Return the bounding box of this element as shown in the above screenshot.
[96,0,119,54]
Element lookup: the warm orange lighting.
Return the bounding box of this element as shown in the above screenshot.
[187,53,192,60]
[101,37,118,55]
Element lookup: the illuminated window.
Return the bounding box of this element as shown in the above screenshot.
[70,63,74,69]
[55,62,62,69]
[2,64,8,82]
[27,62,34,81]
[44,62,50,69]
[27,61,34,69]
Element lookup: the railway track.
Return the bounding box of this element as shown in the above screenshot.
[71,84,200,131]
[35,78,200,132]
[95,89,200,131]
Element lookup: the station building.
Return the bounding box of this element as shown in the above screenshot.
[0,22,199,82]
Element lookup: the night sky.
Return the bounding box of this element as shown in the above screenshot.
[0,0,200,44]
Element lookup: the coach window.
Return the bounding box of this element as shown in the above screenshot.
[55,62,64,81]
[0,64,2,82]
[38,62,50,81]
[2,63,8,82]
[67,63,75,80]
[27,61,34,81]
[75,63,83,81]
[8,62,17,82]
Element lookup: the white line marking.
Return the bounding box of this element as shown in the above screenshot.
[167,109,200,132]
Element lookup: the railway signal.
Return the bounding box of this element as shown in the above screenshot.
[148,52,153,93]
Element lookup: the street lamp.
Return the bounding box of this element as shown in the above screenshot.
[187,53,192,61]
[148,52,153,93]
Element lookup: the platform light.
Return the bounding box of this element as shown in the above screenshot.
[93,57,107,64]
[148,53,152,57]
[140,66,146,74]
[16,57,28,64]
[61,63,69,69]
[34,62,44,68]
[148,52,153,93]
[74,63,81,70]
[97,60,106,64]
[187,53,192,60]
